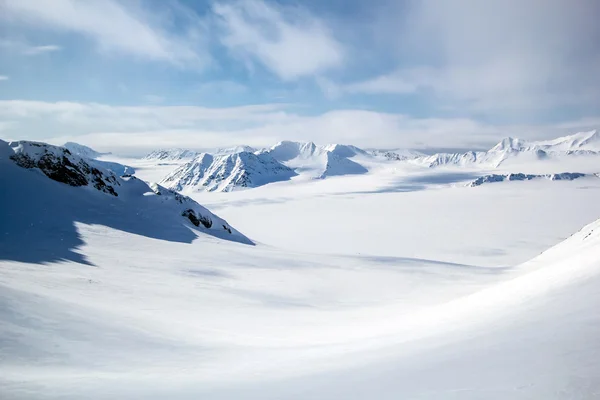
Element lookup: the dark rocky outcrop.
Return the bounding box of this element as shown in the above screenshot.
[470,172,591,187]
[10,142,120,196]
[182,209,212,229]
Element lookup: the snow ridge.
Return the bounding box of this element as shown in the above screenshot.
[2,140,246,241]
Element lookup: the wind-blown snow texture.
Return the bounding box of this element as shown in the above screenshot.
[3,131,600,399]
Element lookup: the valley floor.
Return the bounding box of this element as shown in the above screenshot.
[2,162,600,399]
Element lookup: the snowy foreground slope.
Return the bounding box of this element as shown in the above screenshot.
[1,210,599,398]
[0,140,250,263]
[2,137,600,398]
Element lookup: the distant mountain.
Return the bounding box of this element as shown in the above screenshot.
[153,130,600,192]
[369,149,424,161]
[490,130,600,152]
[2,140,248,244]
[143,148,199,161]
[264,141,368,179]
[143,146,259,162]
[160,141,373,192]
[161,151,296,192]
[63,142,109,159]
[416,130,600,168]
[212,145,257,155]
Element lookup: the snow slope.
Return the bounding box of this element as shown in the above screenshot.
[1,177,599,399]
[2,132,600,398]
[0,140,249,263]
[161,151,297,192]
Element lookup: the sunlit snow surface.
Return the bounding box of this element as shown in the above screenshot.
[2,144,600,399]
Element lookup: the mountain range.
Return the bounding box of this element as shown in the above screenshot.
[417,130,600,168]
[152,130,600,192]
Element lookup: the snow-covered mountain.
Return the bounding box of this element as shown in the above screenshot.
[417,130,600,168]
[143,148,199,161]
[160,141,371,192]
[63,142,109,159]
[143,146,258,162]
[1,140,248,245]
[161,151,296,192]
[212,145,257,155]
[491,130,600,152]
[146,130,600,192]
[369,149,425,161]
[263,141,368,179]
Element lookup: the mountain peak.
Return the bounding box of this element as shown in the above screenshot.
[162,151,296,192]
[490,137,525,152]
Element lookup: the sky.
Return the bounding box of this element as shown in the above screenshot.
[0,0,599,155]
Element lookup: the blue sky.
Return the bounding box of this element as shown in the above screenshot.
[0,0,599,154]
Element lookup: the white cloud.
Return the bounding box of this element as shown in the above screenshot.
[0,39,62,55]
[337,0,600,115]
[0,76,8,81]
[213,0,344,80]
[22,44,61,55]
[1,100,598,155]
[2,0,208,68]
